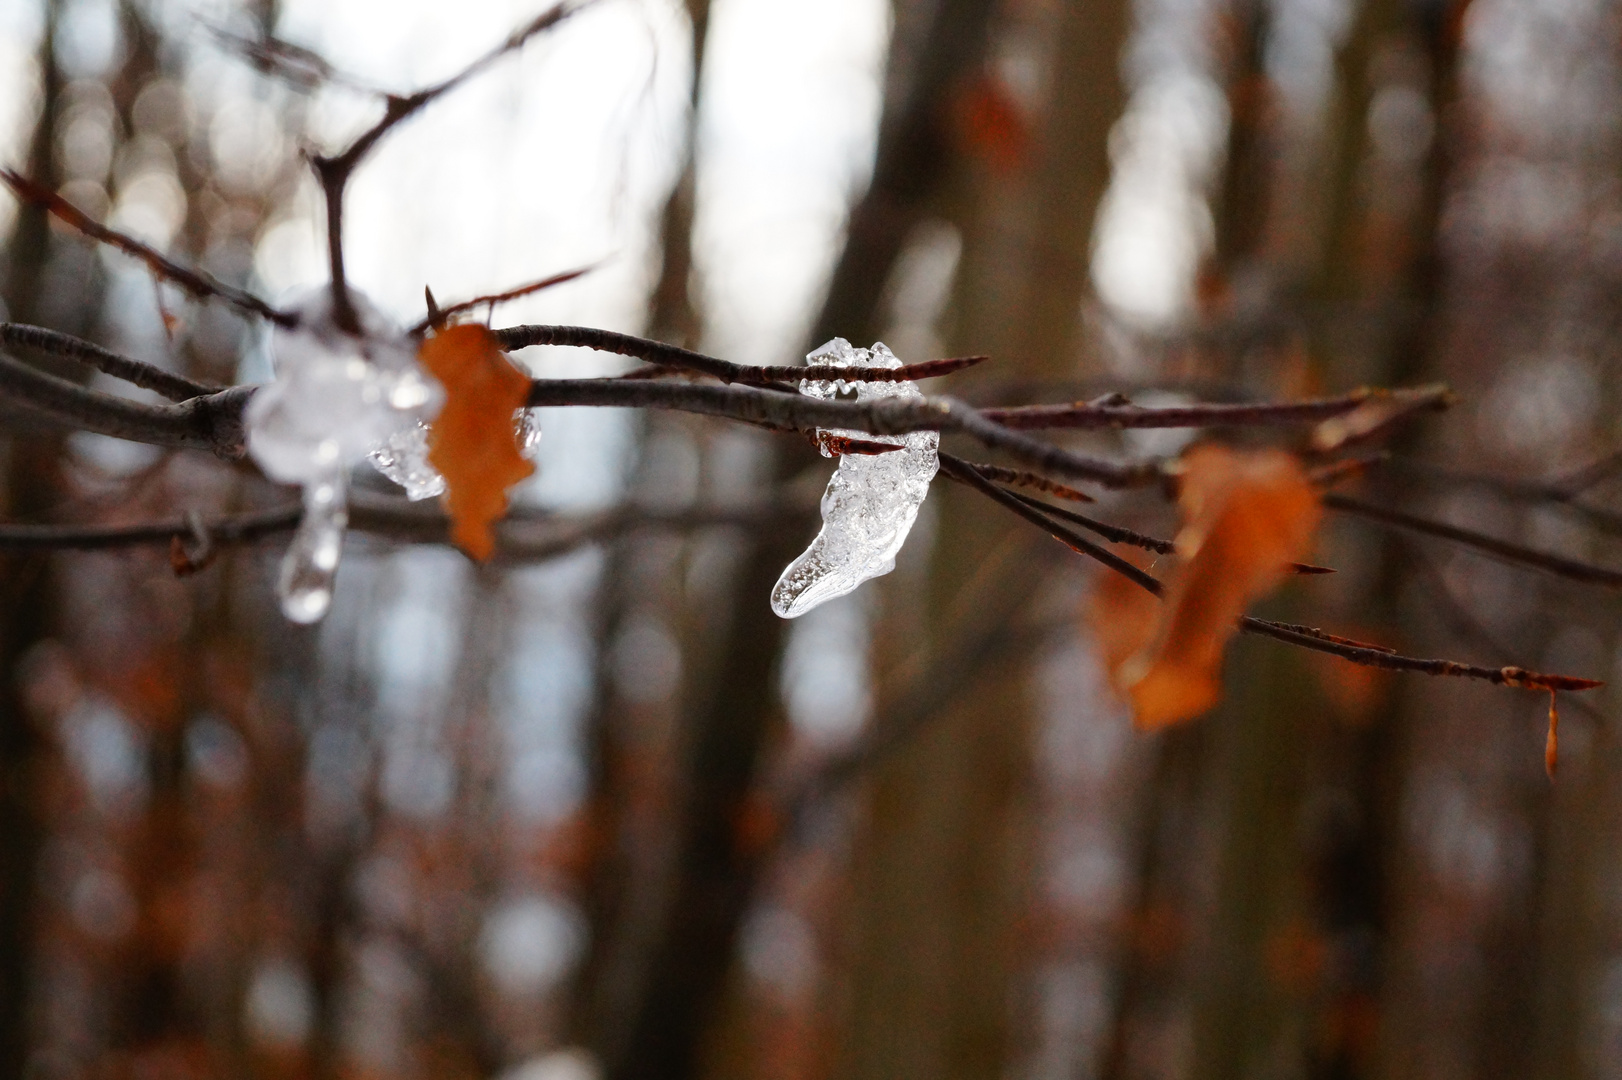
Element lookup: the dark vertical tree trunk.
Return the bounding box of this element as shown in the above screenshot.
[0,6,65,1074]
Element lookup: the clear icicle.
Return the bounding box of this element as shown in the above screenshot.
[770,339,939,618]
[246,286,441,622]
[279,470,348,624]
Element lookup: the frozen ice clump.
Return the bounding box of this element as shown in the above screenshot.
[770,339,939,618]
[368,407,543,502]
[246,287,442,623]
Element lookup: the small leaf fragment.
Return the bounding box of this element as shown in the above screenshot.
[1545,690,1559,779]
[419,324,536,560]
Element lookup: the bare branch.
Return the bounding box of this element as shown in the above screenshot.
[496,323,985,385]
[1324,491,1622,588]
[1381,454,1622,537]
[410,266,596,334]
[979,384,1450,431]
[0,170,293,326]
[309,1,596,332]
[954,461,1096,501]
[0,348,251,456]
[945,451,1601,693]
[0,492,804,563]
[529,379,1161,487]
[1,323,219,402]
[205,22,387,94]
[1236,617,1601,692]
[937,453,1163,589]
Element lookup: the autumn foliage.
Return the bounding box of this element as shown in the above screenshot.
[1094,445,1322,728]
[420,323,536,560]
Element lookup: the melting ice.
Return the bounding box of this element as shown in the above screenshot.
[246,287,440,623]
[770,339,939,619]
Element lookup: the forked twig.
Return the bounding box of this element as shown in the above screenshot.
[309,1,597,332]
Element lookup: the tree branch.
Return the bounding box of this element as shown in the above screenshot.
[529,380,1159,487]
[495,323,985,385]
[1324,492,1622,589]
[1,323,219,402]
[0,170,293,326]
[0,348,250,456]
[309,1,596,332]
[944,451,1601,693]
[979,384,1450,431]
[0,492,803,563]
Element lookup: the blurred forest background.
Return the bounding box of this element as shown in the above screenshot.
[2,0,1622,1078]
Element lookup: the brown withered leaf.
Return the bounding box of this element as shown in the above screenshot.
[420,324,535,560]
[1102,444,1322,728]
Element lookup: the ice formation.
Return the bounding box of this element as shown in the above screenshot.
[770,339,939,619]
[245,287,441,624]
[369,408,543,501]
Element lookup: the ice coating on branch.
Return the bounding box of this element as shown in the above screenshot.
[770,339,939,619]
[245,287,441,621]
[368,408,543,501]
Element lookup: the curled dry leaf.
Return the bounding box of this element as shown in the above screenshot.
[1093,444,1323,728]
[419,324,536,560]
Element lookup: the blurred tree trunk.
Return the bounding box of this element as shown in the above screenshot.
[1172,1,1468,1077]
[833,2,1129,1078]
[0,5,66,1075]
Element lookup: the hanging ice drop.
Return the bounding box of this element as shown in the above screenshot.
[278,470,348,624]
[770,339,939,618]
[247,286,441,623]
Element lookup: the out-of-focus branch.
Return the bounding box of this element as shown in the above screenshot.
[0,347,251,455]
[0,323,219,402]
[1324,492,1622,589]
[497,323,985,386]
[1382,454,1622,536]
[0,493,804,562]
[308,1,596,332]
[980,384,1450,431]
[0,170,293,326]
[0,342,1162,486]
[945,451,1602,693]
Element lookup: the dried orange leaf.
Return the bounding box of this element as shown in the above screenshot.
[1107,445,1322,728]
[419,324,535,560]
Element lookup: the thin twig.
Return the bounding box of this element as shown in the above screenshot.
[979,384,1450,431]
[0,493,803,561]
[528,381,1161,488]
[1324,492,1622,589]
[409,266,596,334]
[1380,455,1622,536]
[0,170,293,326]
[1,323,219,401]
[206,22,387,94]
[309,1,596,332]
[937,453,1162,590]
[965,461,1095,502]
[1236,617,1601,691]
[1000,487,1332,574]
[497,323,985,385]
[948,451,1601,693]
